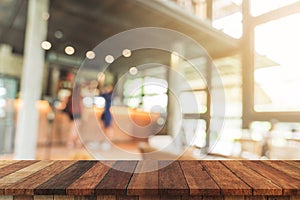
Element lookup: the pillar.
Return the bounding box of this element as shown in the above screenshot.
[14,0,49,159]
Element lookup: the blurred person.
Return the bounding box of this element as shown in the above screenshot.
[63,84,82,148]
[100,84,114,140]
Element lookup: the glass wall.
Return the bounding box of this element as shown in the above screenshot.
[254,13,300,112]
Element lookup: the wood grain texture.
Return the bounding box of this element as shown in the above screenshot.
[244,197,267,200]
[67,161,115,196]
[265,161,300,180]
[158,161,189,196]
[221,161,282,195]
[244,161,300,196]
[95,161,137,195]
[200,161,252,196]
[33,196,54,200]
[35,161,97,195]
[5,161,77,195]
[0,161,39,179]
[0,161,55,193]
[180,161,220,196]
[96,195,116,200]
[13,196,34,200]
[127,160,159,196]
[284,161,300,170]
[0,161,18,169]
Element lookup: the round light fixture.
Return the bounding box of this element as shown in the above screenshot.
[86,51,96,59]
[65,46,75,55]
[41,41,52,50]
[122,49,132,57]
[105,55,114,63]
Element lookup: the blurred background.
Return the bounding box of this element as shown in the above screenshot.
[0,0,300,160]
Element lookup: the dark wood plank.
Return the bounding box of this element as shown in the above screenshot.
[116,195,138,200]
[158,160,189,196]
[221,161,282,195]
[180,160,220,196]
[202,197,223,200]
[127,160,159,196]
[95,161,137,195]
[200,161,251,196]
[33,196,53,200]
[0,161,39,179]
[267,196,290,200]
[35,161,97,195]
[5,161,76,195]
[244,161,300,196]
[264,161,300,181]
[67,161,115,196]
[244,197,267,200]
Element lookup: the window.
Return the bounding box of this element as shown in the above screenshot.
[254,13,300,111]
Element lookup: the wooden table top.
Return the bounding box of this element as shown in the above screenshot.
[0,160,299,197]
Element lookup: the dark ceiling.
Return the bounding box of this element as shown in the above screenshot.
[0,0,239,63]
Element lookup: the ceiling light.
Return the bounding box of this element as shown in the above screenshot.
[122,49,132,57]
[41,41,51,50]
[86,51,96,59]
[105,55,114,63]
[129,67,138,75]
[65,46,75,55]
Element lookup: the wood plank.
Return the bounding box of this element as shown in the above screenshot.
[0,161,39,179]
[264,161,300,181]
[0,161,55,193]
[182,196,203,200]
[53,196,74,200]
[0,161,18,169]
[202,197,222,200]
[267,196,290,200]
[96,161,137,195]
[180,161,220,196]
[283,161,300,170]
[13,196,34,200]
[159,196,181,200]
[221,161,282,195]
[67,161,115,196]
[158,161,189,196]
[96,195,116,200]
[5,161,76,195]
[244,161,300,196]
[290,196,300,200]
[200,161,251,196]
[74,196,97,200]
[35,161,97,195]
[116,195,138,200]
[33,196,53,200]
[244,197,267,200]
[0,196,13,200]
[127,160,158,196]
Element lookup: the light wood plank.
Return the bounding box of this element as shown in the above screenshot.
[34,196,53,200]
[5,161,76,195]
[53,196,74,200]
[96,195,116,200]
[0,161,18,169]
[0,161,55,187]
